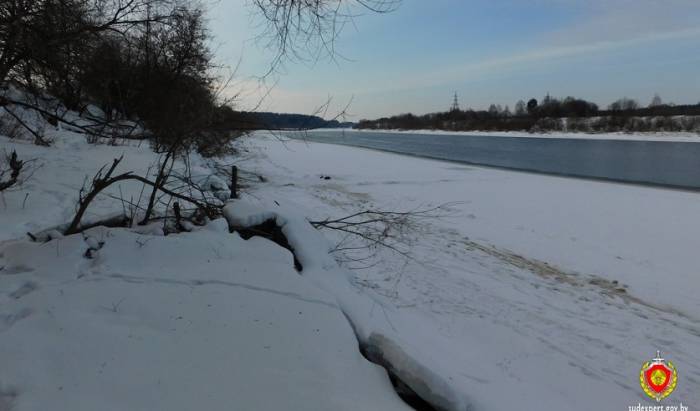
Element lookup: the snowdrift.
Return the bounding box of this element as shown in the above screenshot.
[224,198,472,411]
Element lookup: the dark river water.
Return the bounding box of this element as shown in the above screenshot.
[285,130,700,189]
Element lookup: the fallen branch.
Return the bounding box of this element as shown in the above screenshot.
[2,107,51,146]
[309,204,459,265]
[65,156,218,235]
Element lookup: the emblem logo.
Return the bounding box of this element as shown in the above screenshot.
[639,351,677,402]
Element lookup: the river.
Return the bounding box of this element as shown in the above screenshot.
[285,130,700,189]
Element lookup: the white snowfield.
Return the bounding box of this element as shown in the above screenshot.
[1,118,700,411]
[0,225,409,411]
[0,130,410,410]
[233,133,700,410]
[223,199,468,410]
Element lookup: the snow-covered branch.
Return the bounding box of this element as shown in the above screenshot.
[309,204,459,266]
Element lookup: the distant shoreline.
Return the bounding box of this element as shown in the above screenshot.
[307,128,700,143]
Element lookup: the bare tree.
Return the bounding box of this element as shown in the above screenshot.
[0,0,182,145]
[0,0,177,86]
[252,0,400,75]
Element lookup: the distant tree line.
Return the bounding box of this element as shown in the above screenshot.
[246,112,353,130]
[357,94,700,133]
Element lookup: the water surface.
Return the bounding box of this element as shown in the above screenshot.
[287,131,700,189]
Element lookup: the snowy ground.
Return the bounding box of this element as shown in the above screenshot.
[0,136,160,242]
[344,127,700,142]
[233,132,700,410]
[2,121,699,410]
[0,225,408,411]
[0,130,410,410]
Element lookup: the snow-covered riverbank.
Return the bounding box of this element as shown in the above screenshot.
[0,131,413,410]
[2,125,699,410]
[235,132,700,409]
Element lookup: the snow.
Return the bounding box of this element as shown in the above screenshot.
[0,118,410,410]
[0,135,159,241]
[0,226,409,411]
[223,198,469,409]
[230,132,700,410]
[189,165,231,201]
[340,127,700,142]
[2,102,700,411]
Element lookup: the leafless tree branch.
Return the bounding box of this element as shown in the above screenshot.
[309,203,460,265]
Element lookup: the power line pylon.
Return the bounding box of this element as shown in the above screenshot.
[451,92,460,112]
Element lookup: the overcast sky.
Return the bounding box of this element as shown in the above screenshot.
[209,0,700,120]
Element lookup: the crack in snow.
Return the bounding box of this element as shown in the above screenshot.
[101,273,339,309]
